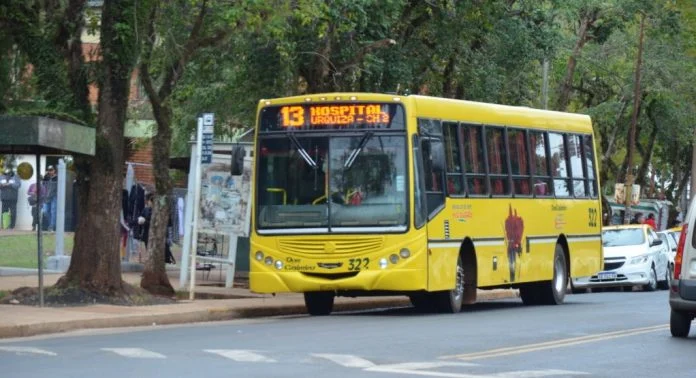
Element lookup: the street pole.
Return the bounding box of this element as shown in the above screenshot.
[188,117,204,300]
[35,154,43,307]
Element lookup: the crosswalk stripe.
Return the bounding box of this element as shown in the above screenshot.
[0,346,57,356]
[311,353,376,368]
[101,348,166,359]
[204,349,277,363]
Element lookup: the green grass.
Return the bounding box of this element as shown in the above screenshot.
[0,234,74,269]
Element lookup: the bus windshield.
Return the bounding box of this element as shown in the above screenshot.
[256,134,407,232]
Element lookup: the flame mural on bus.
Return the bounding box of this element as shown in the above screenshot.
[505,204,524,282]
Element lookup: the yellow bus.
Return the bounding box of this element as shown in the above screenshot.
[246,93,603,315]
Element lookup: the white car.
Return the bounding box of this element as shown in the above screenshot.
[657,230,677,274]
[573,224,670,291]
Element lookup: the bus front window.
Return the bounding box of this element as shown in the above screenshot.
[257,137,329,229]
[329,135,407,229]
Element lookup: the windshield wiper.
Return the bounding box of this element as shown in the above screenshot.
[344,131,374,169]
[289,133,317,168]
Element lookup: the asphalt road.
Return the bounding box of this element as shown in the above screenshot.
[2,290,694,378]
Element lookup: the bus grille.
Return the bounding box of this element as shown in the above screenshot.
[277,237,384,257]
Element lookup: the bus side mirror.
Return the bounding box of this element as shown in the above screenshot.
[230,146,245,176]
[430,140,445,172]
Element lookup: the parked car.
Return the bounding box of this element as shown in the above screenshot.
[573,224,670,292]
[657,230,678,272]
[669,214,696,337]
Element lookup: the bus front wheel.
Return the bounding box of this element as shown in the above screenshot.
[304,292,335,316]
[433,255,465,313]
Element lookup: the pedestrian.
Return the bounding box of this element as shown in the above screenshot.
[0,168,21,229]
[136,193,175,264]
[27,181,47,231]
[630,212,645,225]
[645,213,657,230]
[42,165,58,231]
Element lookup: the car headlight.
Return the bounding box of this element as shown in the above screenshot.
[629,254,649,265]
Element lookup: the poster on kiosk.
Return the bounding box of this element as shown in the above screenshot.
[186,113,252,295]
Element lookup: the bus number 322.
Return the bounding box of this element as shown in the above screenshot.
[348,258,370,271]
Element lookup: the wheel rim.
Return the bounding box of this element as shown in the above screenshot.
[553,254,565,294]
[453,259,464,301]
[650,268,657,288]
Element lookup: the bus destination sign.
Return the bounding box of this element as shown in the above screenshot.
[280,104,390,128]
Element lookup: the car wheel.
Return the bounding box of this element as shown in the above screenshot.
[304,292,335,316]
[670,309,692,338]
[658,265,671,290]
[642,266,658,292]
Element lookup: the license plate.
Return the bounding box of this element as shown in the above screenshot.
[598,272,617,280]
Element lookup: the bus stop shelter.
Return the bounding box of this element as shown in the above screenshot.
[0,115,95,306]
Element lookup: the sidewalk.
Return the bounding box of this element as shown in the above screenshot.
[0,268,518,339]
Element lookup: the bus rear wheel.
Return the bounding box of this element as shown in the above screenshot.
[521,244,567,305]
[304,292,335,316]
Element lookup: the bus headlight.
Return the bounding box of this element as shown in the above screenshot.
[389,254,399,264]
[255,251,264,261]
[399,248,411,258]
[264,256,274,265]
[275,260,283,270]
[379,258,388,269]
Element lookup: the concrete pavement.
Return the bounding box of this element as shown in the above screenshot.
[0,269,518,339]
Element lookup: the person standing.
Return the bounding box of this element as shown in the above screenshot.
[27,181,46,231]
[645,213,657,230]
[0,168,21,229]
[42,165,58,231]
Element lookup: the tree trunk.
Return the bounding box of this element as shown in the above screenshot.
[555,15,592,111]
[140,102,175,297]
[623,14,646,224]
[58,0,138,293]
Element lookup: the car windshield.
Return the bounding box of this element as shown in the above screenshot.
[255,134,407,232]
[602,228,645,247]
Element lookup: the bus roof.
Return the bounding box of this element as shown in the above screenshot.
[258,92,593,133]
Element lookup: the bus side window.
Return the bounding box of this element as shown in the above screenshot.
[463,125,487,196]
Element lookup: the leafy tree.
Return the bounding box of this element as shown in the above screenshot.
[1,0,147,296]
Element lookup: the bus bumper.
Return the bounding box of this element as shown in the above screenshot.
[250,268,426,294]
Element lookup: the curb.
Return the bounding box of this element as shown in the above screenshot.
[0,290,518,339]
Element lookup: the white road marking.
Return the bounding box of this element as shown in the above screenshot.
[101,348,166,359]
[205,349,277,363]
[311,353,376,368]
[366,361,586,378]
[488,370,589,377]
[441,324,668,361]
[0,346,57,356]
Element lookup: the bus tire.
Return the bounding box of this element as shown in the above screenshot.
[304,292,335,316]
[521,244,567,305]
[433,255,464,313]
